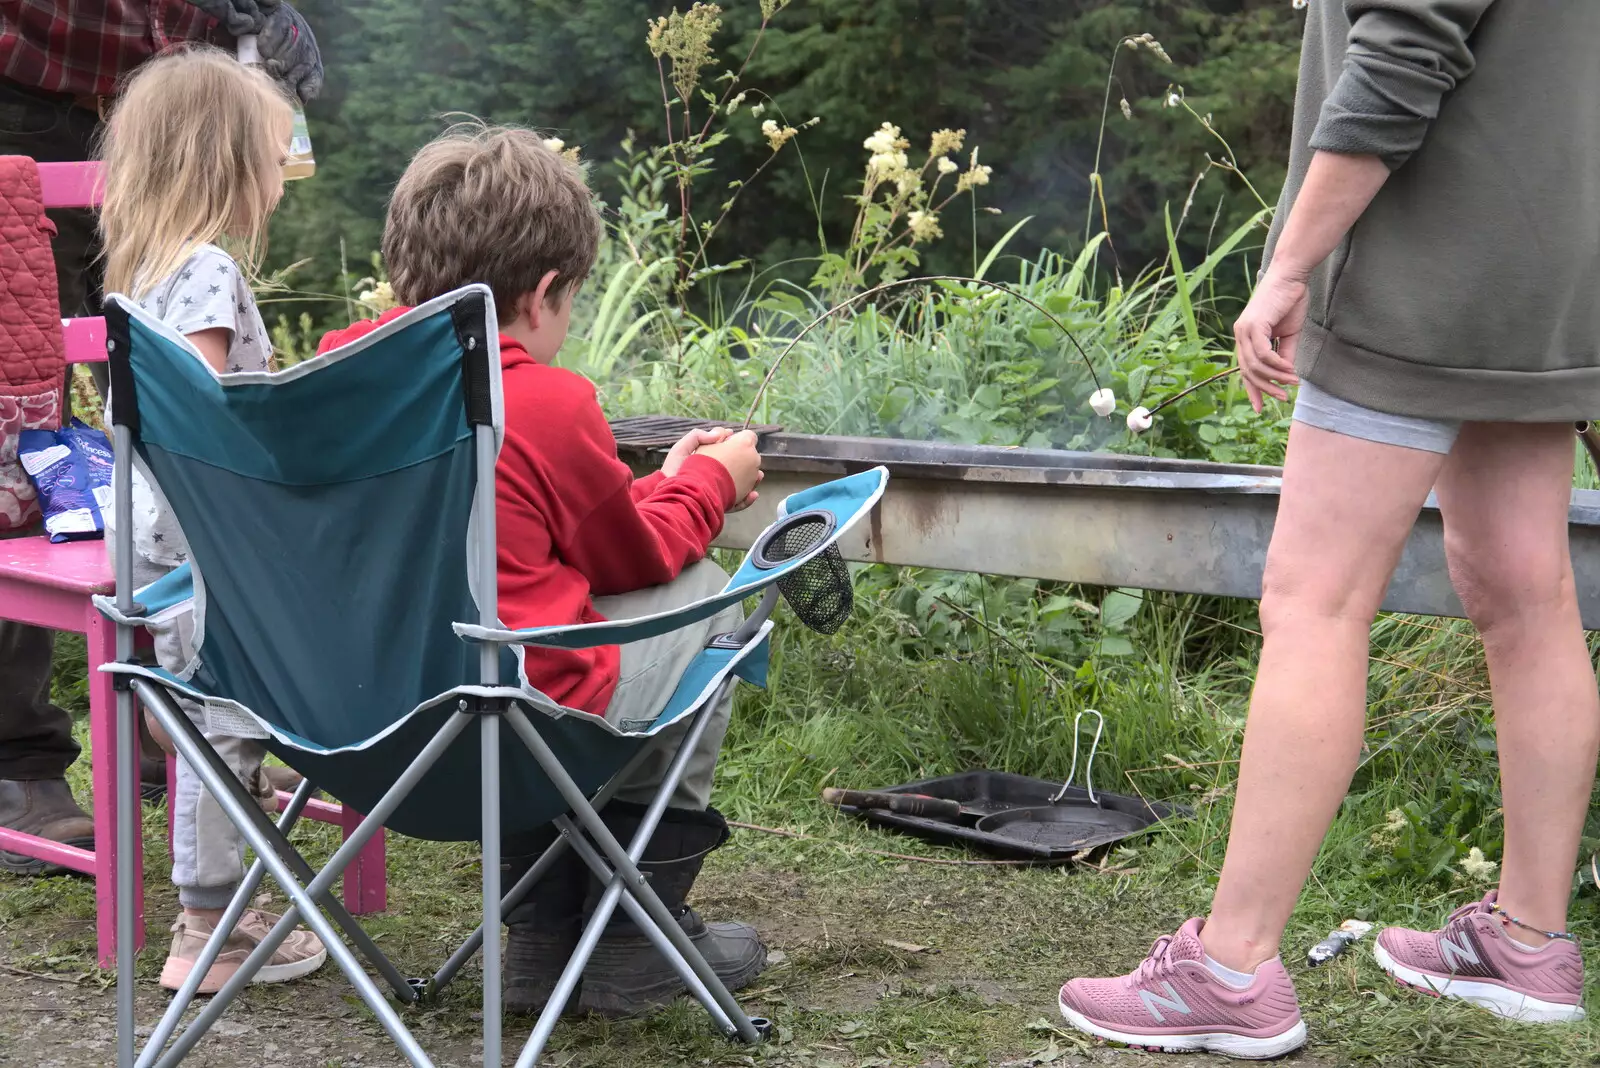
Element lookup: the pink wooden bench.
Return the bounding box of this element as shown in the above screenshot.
[0,161,386,968]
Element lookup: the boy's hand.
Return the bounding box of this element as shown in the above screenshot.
[694,429,764,512]
[662,426,732,478]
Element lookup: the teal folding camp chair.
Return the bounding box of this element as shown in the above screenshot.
[94,284,888,1068]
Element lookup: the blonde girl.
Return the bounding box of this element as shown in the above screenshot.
[98,45,326,994]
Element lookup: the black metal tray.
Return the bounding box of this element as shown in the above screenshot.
[836,770,1180,860]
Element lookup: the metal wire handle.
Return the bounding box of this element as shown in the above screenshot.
[1050,709,1103,806]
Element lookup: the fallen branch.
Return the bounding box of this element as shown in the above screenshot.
[1,963,85,985]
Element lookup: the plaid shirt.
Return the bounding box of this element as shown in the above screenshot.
[0,1,216,99]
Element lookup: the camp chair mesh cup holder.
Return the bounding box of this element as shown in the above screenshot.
[93,285,889,1068]
[749,507,854,634]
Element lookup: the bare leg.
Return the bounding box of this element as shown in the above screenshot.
[1434,423,1599,945]
[1200,422,1445,971]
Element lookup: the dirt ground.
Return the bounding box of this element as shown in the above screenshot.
[0,967,1338,1068]
[0,852,1346,1068]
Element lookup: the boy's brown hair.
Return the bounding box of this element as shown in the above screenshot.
[383,121,602,315]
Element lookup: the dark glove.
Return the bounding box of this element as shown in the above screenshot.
[257,1,323,103]
[184,0,272,38]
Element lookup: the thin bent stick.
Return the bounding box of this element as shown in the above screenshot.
[741,274,1106,429]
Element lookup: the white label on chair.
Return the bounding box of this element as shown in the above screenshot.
[203,699,271,740]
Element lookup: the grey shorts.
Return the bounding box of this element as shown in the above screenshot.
[1291,380,1461,454]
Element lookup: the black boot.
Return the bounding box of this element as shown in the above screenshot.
[0,779,94,876]
[577,802,767,1017]
[502,827,589,1015]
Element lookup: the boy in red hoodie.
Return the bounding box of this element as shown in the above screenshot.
[317,123,766,1018]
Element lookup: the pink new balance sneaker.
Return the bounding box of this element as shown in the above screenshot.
[1375,891,1585,1023]
[1058,918,1307,1059]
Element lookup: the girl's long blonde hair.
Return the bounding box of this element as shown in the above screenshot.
[98,46,293,300]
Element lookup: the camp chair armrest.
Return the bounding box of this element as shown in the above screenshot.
[457,466,888,651]
[93,562,194,627]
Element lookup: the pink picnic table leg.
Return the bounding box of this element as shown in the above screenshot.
[340,804,387,914]
[87,606,143,968]
[274,791,388,915]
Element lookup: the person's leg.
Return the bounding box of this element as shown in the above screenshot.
[581,559,757,1014]
[163,704,325,993]
[503,559,758,1016]
[1200,420,1447,970]
[597,558,740,811]
[1438,423,1598,940]
[1371,423,1593,1021]
[1059,407,1452,1058]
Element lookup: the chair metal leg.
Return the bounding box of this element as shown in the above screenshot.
[139,681,468,1068]
[430,738,659,994]
[115,682,138,1068]
[481,714,502,1068]
[113,422,138,1068]
[138,778,317,1068]
[94,606,143,970]
[504,703,764,1049]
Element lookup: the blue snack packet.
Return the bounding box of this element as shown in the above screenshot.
[18,418,114,542]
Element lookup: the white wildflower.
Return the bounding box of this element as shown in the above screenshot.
[725,91,748,114]
[357,280,397,314]
[1120,97,1133,121]
[1126,406,1153,433]
[762,118,797,152]
[542,137,565,153]
[956,148,993,192]
[863,121,906,156]
[906,209,942,243]
[937,156,959,175]
[1089,388,1116,418]
[1166,92,1182,108]
[868,150,909,177]
[1292,0,1308,8]
[750,102,766,117]
[928,128,965,157]
[1459,847,1499,883]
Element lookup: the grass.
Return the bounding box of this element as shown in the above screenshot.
[7,601,1600,1066]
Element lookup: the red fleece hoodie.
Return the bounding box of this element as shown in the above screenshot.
[318,309,736,714]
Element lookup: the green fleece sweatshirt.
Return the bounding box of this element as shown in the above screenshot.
[1262,1,1600,421]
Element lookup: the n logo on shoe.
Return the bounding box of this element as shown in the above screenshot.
[1438,932,1480,973]
[1140,981,1192,1023]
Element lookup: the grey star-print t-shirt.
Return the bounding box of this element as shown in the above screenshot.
[112,244,274,573]
[139,243,273,375]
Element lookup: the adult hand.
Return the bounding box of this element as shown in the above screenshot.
[694,430,764,512]
[1233,265,1308,412]
[187,0,271,37]
[258,1,324,102]
[662,426,731,478]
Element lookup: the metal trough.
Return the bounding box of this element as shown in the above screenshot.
[611,423,1600,628]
